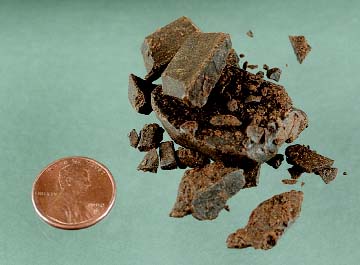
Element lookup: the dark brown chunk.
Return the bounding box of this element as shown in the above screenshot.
[170,162,246,220]
[315,167,338,184]
[162,32,232,107]
[137,149,159,173]
[256,71,264,78]
[137,123,164,152]
[159,141,177,170]
[242,61,248,70]
[285,144,334,173]
[288,166,304,179]
[282,179,297,185]
[141,16,200,82]
[128,129,139,148]
[246,30,254,38]
[343,171,347,175]
[175,147,210,169]
[266,67,282,82]
[239,53,245,58]
[242,161,261,188]
[263,64,269,70]
[128,74,158,114]
[289,35,312,64]
[266,154,284,169]
[227,190,303,250]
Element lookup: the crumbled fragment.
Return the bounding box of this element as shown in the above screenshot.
[137,149,159,173]
[141,16,200,82]
[263,64,269,70]
[226,190,303,250]
[242,61,248,70]
[285,144,334,173]
[162,32,232,107]
[289,35,312,64]
[239,53,245,58]
[247,64,258,70]
[210,114,242,127]
[137,123,164,152]
[128,129,140,148]
[301,182,305,187]
[343,171,347,175]
[266,68,282,82]
[224,205,230,212]
[246,30,254,38]
[288,166,304,179]
[256,71,264,78]
[176,147,210,169]
[286,64,288,67]
[266,154,284,169]
[282,179,297,185]
[170,162,246,220]
[128,74,158,114]
[159,141,177,170]
[315,167,338,184]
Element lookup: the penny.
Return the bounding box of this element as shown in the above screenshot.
[32,156,116,230]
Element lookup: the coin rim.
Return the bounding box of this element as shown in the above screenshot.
[31,156,116,230]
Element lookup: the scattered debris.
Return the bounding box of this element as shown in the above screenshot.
[289,35,312,64]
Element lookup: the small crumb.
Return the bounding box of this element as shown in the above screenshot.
[343,171,347,175]
[301,182,305,187]
[282,179,297,185]
[239,53,245,58]
[289,35,312,64]
[286,64,288,67]
[247,64,258,70]
[224,205,230,212]
[266,67,282,82]
[263,64,269,70]
[242,61,248,70]
[246,30,254,38]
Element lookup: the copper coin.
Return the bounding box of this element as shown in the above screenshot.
[32,156,116,229]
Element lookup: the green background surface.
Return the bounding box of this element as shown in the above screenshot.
[0,0,359,264]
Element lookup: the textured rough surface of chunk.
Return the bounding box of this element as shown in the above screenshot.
[282,179,297,185]
[315,167,338,184]
[266,154,284,169]
[137,149,159,173]
[162,32,232,107]
[141,16,200,82]
[128,74,158,114]
[137,123,164,152]
[285,144,334,173]
[227,190,304,250]
[128,129,139,148]
[170,162,246,220]
[176,147,210,168]
[152,66,308,164]
[289,35,312,64]
[159,141,177,170]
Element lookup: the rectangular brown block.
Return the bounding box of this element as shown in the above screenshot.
[141,16,200,82]
[162,32,232,107]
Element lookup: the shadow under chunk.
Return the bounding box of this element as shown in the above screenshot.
[128,74,158,114]
[170,162,246,220]
[137,149,159,173]
[227,190,303,250]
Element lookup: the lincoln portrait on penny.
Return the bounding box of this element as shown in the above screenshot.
[47,164,93,224]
